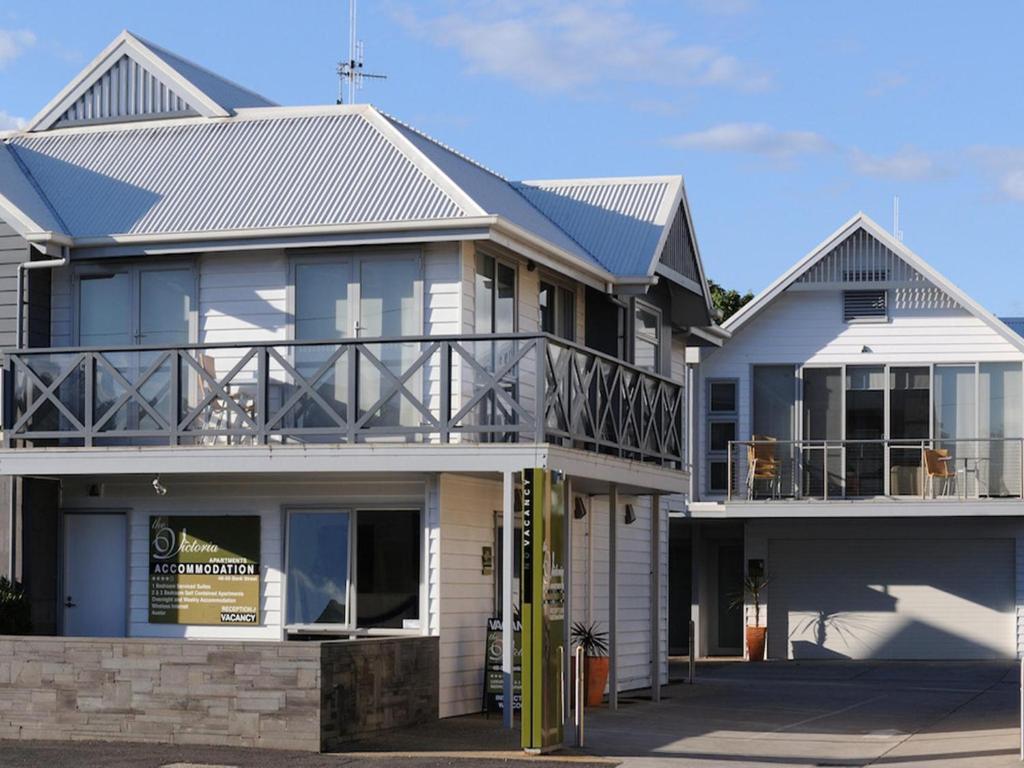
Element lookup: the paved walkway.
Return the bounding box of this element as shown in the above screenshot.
[584,660,1021,767]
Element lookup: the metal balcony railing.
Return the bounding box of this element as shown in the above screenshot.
[1,333,685,467]
[727,437,1024,501]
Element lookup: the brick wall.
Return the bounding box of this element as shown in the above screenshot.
[0,635,439,751]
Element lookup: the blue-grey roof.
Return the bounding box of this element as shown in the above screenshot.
[0,32,704,285]
[1002,317,1024,338]
[7,112,467,237]
[514,178,681,276]
[136,33,276,111]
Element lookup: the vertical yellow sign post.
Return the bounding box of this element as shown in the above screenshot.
[521,467,566,753]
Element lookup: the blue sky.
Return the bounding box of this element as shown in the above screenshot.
[1,1,1022,315]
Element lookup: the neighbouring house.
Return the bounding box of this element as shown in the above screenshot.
[673,212,1024,661]
[0,30,722,746]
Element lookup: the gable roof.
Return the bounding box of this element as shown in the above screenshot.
[724,212,1024,354]
[1004,318,1024,339]
[26,30,274,132]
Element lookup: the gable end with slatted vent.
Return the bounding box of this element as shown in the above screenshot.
[843,289,888,322]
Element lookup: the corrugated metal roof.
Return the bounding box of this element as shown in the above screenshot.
[1003,317,1024,338]
[8,112,467,237]
[382,115,600,268]
[136,33,276,111]
[514,178,679,275]
[0,143,65,234]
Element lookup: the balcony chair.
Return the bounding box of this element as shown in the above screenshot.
[924,448,957,498]
[197,354,255,445]
[747,435,782,500]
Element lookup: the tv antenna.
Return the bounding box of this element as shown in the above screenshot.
[337,0,387,104]
[892,195,904,242]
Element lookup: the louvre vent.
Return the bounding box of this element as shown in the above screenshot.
[843,289,887,322]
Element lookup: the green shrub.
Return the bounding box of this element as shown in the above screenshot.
[0,576,31,635]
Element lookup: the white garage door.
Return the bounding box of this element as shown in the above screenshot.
[767,538,1015,660]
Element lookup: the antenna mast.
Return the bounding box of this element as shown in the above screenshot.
[892,195,904,242]
[337,0,387,104]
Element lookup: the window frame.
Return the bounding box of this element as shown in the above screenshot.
[705,377,739,495]
[842,289,888,324]
[538,273,577,342]
[632,299,663,373]
[283,504,424,633]
[474,249,519,335]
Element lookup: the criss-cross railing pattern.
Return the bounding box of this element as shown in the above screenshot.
[2,334,684,466]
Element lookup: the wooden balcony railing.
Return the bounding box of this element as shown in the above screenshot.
[727,437,1024,501]
[1,333,685,468]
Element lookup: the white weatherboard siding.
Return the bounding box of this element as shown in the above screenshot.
[59,475,434,641]
[438,473,499,718]
[746,518,1022,660]
[696,288,1024,497]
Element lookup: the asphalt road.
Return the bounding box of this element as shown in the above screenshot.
[0,740,609,768]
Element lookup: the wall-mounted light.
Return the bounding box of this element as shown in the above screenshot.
[88,483,103,498]
[624,504,637,525]
[152,474,167,496]
[861,344,872,354]
[481,546,494,575]
[526,260,536,272]
[573,496,588,520]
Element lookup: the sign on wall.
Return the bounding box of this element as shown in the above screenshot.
[521,468,566,752]
[149,515,261,626]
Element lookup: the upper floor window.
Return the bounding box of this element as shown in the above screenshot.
[633,301,662,373]
[539,280,575,341]
[475,253,516,334]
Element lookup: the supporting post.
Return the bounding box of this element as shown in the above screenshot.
[563,477,573,734]
[502,470,515,729]
[608,483,618,711]
[650,493,661,703]
[690,521,701,663]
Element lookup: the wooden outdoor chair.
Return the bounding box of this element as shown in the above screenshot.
[197,354,255,444]
[747,434,781,499]
[924,447,956,498]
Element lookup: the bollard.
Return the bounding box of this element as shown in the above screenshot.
[575,644,585,747]
[688,620,696,684]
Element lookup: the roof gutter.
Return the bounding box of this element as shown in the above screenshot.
[17,246,68,349]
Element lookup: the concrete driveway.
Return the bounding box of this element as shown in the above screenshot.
[583,660,1020,767]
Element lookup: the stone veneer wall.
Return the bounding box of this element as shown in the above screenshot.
[0,635,438,752]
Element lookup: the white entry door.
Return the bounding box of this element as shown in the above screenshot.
[63,513,127,637]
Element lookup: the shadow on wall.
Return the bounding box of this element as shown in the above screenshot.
[791,618,1012,660]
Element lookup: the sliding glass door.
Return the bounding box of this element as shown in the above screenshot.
[751,365,796,498]
[979,363,1023,496]
[801,368,842,497]
[845,366,884,496]
[889,367,930,495]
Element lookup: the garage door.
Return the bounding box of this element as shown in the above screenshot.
[767,538,1015,660]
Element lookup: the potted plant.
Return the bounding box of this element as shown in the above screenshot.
[730,575,769,661]
[571,621,609,706]
[0,577,31,635]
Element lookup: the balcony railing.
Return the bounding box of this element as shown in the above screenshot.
[727,438,1024,501]
[1,333,684,467]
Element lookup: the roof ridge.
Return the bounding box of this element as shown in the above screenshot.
[507,182,610,272]
[2,141,69,233]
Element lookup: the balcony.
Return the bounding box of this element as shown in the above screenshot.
[1,333,685,468]
[728,438,1024,502]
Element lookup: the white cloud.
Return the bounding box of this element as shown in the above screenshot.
[866,71,909,98]
[0,28,35,69]
[968,146,1024,201]
[0,110,26,131]
[667,122,831,158]
[850,146,945,181]
[688,0,756,15]
[394,1,771,94]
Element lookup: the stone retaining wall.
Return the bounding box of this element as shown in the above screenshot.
[0,635,438,751]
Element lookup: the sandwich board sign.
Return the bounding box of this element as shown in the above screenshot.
[520,467,566,752]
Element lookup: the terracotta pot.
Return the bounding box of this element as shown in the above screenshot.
[746,626,767,661]
[584,655,609,706]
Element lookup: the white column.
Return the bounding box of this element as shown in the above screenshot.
[502,470,514,729]
[608,483,618,711]
[650,493,661,703]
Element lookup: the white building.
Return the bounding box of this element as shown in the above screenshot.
[677,213,1024,661]
[0,31,722,721]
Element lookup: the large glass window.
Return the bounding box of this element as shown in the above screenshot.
[286,510,350,626]
[475,253,516,335]
[801,368,842,497]
[979,362,1023,496]
[751,365,796,497]
[356,510,420,628]
[889,367,930,495]
[845,366,885,496]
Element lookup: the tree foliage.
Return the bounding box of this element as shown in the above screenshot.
[708,279,754,321]
[0,577,32,635]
